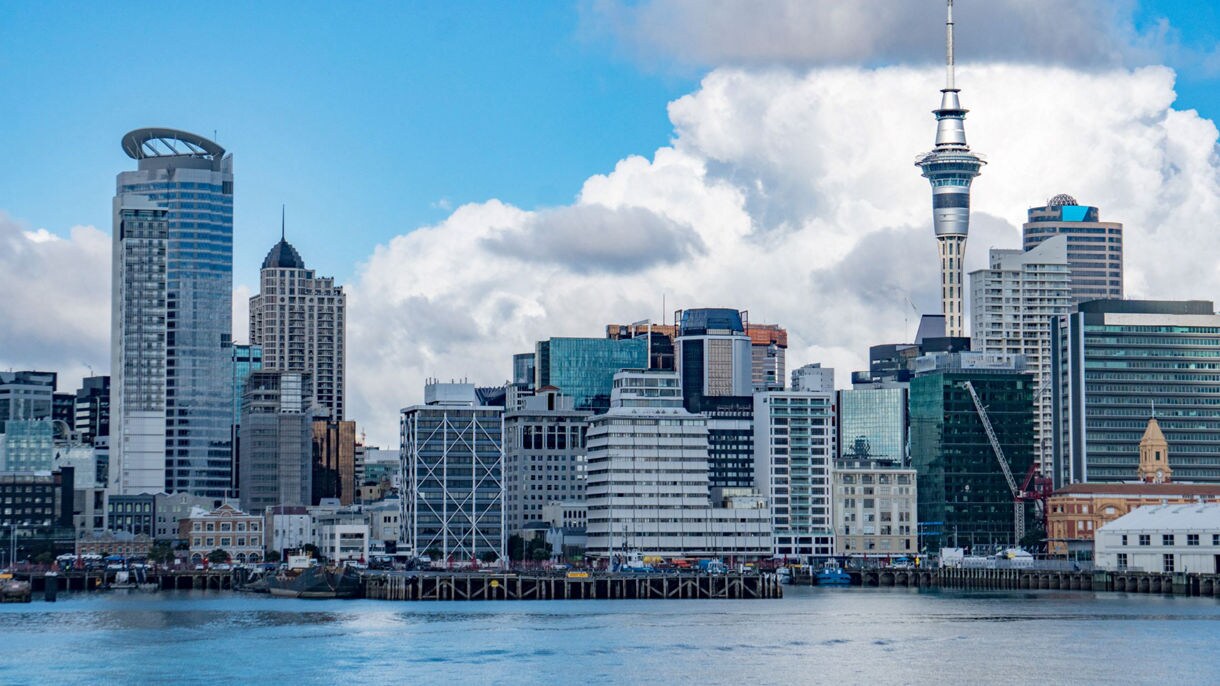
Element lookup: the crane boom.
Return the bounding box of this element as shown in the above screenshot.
[963,381,1024,543]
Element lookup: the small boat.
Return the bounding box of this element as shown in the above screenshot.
[776,567,793,585]
[815,564,851,586]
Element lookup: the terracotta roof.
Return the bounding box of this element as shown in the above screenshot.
[1053,482,1220,497]
[1140,417,1166,444]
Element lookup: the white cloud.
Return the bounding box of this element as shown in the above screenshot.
[346,63,1220,448]
[0,213,110,387]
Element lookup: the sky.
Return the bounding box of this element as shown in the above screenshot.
[4,1,1220,448]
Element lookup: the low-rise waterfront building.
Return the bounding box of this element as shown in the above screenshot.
[265,505,312,558]
[312,508,369,563]
[180,504,264,565]
[1095,503,1220,573]
[75,531,153,559]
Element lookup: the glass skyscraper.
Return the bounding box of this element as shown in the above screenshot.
[534,337,646,413]
[112,129,234,497]
[837,388,908,464]
[1052,300,1220,486]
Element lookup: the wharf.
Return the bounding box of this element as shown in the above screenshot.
[365,572,782,601]
[831,567,1220,597]
[15,569,240,593]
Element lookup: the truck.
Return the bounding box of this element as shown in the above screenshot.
[697,559,728,575]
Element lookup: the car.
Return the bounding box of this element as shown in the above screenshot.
[212,563,232,571]
[193,564,205,571]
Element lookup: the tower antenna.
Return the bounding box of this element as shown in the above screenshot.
[281,204,286,241]
[946,0,955,90]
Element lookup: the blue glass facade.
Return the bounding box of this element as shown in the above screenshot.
[231,344,263,425]
[837,388,908,464]
[535,338,646,413]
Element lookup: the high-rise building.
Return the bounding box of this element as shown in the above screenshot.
[791,363,835,393]
[747,324,788,392]
[754,379,838,560]
[400,382,505,561]
[112,128,234,497]
[675,308,753,411]
[534,337,647,413]
[910,352,1033,549]
[0,419,54,471]
[512,352,536,388]
[605,323,678,371]
[1023,195,1123,304]
[585,369,770,559]
[837,387,908,464]
[503,389,588,531]
[701,396,756,495]
[1052,300,1220,486]
[231,344,263,426]
[0,371,57,433]
[969,236,1070,469]
[248,223,346,420]
[238,371,313,514]
[915,1,986,338]
[73,376,110,446]
[312,419,357,506]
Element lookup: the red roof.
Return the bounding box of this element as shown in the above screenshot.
[1053,482,1220,497]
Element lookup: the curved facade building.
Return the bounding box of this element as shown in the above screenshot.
[112,128,234,497]
[915,0,985,338]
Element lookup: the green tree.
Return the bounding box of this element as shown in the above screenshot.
[530,548,550,562]
[206,549,230,565]
[34,551,55,565]
[264,550,281,563]
[148,542,175,565]
[507,535,525,561]
[479,550,499,564]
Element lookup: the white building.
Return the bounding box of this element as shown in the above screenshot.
[265,505,312,557]
[585,369,771,560]
[503,389,588,530]
[969,236,1069,468]
[755,381,837,560]
[365,499,402,552]
[832,459,917,557]
[1095,502,1220,574]
[312,508,369,563]
[791,363,835,393]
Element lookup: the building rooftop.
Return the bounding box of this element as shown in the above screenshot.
[261,239,307,270]
[1098,502,1220,532]
[1054,483,1220,497]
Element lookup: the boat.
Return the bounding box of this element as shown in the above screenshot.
[815,564,851,586]
[776,567,793,585]
[267,557,361,599]
[0,575,32,603]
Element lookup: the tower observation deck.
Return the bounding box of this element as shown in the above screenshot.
[916,0,985,338]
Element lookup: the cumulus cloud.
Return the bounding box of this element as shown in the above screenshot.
[482,203,705,273]
[0,213,110,386]
[345,63,1220,448]
[583,0,1154,70]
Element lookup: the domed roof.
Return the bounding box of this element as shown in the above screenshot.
[262,239,306,270]
[1047,193,1078,207]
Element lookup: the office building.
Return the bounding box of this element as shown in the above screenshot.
[1052,300,1220,486]
[534,337,647,413]
[0,419,54,471]
[112,128,234,497]
[231,344,263,425]
[1023,195,1123,304]
[792,363,835,393]
[0,370,57,433]
[311,507,370,563]
[853,315,970,386]
[1095,503,1220,574]
[910,352,1034,550]
[73,376,110,445]
[914,2,986,337]
[265,505,312,557]
[238,371,313,514]
[400,382,505,561]
[605,322,678,371]
[970,236,1070,469]
[585,369,771,559]
[702,396,756,495]
[312,419,357,506]
[108,494,156,537]
[838,387,908,464]
[748,324,788,392]
[248,224,346,420]
[754,385,837,559]
[512,352,536,388]
[675,308,753,411]
[832,459,917,557]
[503,388,588,531]
[0,468,75,563]
[180,503,264,565]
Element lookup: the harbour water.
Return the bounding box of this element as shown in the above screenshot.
[2,587,1218,684]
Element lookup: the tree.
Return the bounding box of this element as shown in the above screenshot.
[207,549,230,565]
[148,542,175,565]
[530,548,550,562]
[479,550,499,564]
[507,535,525,561]
[34,551,55,566]
[264,550,281,563]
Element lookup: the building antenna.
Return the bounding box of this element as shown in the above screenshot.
[281,204,286,241]
[946,0,955,91]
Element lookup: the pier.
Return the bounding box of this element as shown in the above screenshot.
[365,572,783,601]
[841,567,1220,597]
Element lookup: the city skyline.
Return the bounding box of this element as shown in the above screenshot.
[7,3,1220,448]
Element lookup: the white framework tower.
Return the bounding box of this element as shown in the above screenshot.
[916,0,985,338]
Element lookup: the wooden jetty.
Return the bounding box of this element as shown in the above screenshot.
[843,567,1220,597]
[365,572,782,601]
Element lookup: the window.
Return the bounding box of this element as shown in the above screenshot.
[1187,534,1199,546]
[1163,554,1175,573]
[1162,534,1174,546]
[1139,534,1150,546]
[1121,535,1128,546]
[1116,553,1128,570]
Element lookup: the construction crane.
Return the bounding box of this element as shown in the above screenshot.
[962,381,1025,544]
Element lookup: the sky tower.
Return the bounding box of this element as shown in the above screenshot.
[916,0,985,338]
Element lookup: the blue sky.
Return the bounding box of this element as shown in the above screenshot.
[0,0,1217,289]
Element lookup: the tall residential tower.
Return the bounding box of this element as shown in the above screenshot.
[112,128,234,497]
[915,0,985,338]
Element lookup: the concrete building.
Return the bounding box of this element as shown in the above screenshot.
[585,369,771,560]
[503,388,588,531]
[1052,300,1220,486]
[154,492,218,542]
[265,505,312,557]
[311,507,369,563]
[747,324,788,392]
[400,382,505,562]
[791,363,835,393]
[970,236,1070,469]
[75,531,153,559]
[107,493,156,537]
[1095,503,1220,574]
[1023,194,1123,304]
[674,308,753,411]
[0,370,56,433]
[832,459,917,557]
[181,503,263,565]
[312,419,357,506]
[365,499,402,554]
[915,1,986,338]
[910,352,1034,550]
[248,222,346,420]
[837,387,908,464]
[238,371,313,513]
[755,383,837,560]
[73,376,110,446]
[54,446,107,536]
[112,128,234,498]
[0,468,75,564]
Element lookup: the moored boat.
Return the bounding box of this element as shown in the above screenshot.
[267,564,361,599]
[815,564,851,586]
